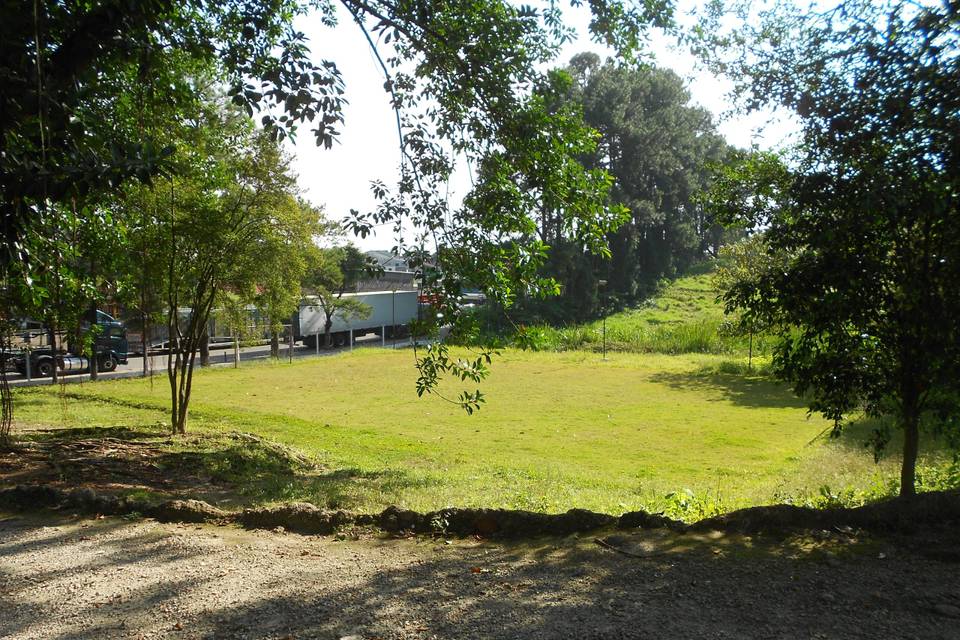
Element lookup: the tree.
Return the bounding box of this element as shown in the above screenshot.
[5,196,132,384]
[214,291,258,368]
[3,1,676,414]
[519,53,733,323]
[242,199,325,359]
[697,0,960,496]
[713,233,789,369]
[152,101,303,434]
[302,245,374,348]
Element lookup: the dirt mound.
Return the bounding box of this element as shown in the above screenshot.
[4,483,960,539]
[617,510,684,531]
[238,502,352,534]
[0,484,154,516]
[375,506,618,537]
[0,484,66,509]
[148,499,227,523]
[690,489,960,534]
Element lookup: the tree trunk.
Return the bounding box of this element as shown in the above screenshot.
[900,407,920,498]
[199,333,210,367]
[0,338,12,446]
[48,326,58,384]
[270,330,280,358]
[324,317,333,348]
[88,301,99,381]
[167,336,179,434]
[142,311,150,377]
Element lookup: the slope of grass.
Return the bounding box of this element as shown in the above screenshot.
[526,272,769,355]
[12,348,949,517]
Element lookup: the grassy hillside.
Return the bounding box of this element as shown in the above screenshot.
[12,348,950,518]
[526,271,770,356]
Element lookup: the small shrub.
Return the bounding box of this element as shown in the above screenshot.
[660,487,727,521]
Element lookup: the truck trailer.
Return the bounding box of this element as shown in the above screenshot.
[296,290,419,348]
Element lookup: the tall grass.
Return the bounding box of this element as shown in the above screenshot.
[476,270,777,357]
[528,318,740,354]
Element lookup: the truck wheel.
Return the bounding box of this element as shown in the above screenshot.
[36,360,54,377]
[100,354,118,372]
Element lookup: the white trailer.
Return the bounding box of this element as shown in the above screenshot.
[297,290,419,347]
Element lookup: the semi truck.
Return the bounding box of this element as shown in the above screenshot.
[296,290,419,348]
[10,311,129,378]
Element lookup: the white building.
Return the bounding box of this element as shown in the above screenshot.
[365,250,412,273]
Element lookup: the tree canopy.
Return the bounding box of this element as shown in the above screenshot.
[698,0,960,495]
[512,52,732,323]
[1,0,679,412]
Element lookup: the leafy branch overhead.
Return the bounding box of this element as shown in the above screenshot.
[2,0,677,414]
[336,1,677,410]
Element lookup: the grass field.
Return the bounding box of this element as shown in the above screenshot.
[11,348,950,518]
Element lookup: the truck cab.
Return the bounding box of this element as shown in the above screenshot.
[14,312,129,377]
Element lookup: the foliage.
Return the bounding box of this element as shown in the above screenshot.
[458,270,775,356]
[696,0,960,496]
[661,487,727,521]
[516,53,736,323]
[0,0,343,266]
[787,461,960,510]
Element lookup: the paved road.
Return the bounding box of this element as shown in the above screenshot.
[6,333,412,388]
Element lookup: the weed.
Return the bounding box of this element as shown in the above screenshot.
[660,487,727,521]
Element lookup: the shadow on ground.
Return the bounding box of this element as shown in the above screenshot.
[649,369,808,409]
[1,426,433,511]
[1,512,959,640]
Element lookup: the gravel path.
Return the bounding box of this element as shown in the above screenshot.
[1,512,958,640]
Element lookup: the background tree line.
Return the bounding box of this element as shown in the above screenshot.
[512,52,739,325]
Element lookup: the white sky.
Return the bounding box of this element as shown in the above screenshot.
[286,3,796,252]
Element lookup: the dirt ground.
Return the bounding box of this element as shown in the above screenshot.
[1,511,958,640]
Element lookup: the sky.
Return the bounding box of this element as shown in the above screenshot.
[285,3,797,252]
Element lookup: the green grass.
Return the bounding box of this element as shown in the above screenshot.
[524,272,774,356]
[12,348,952,518]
